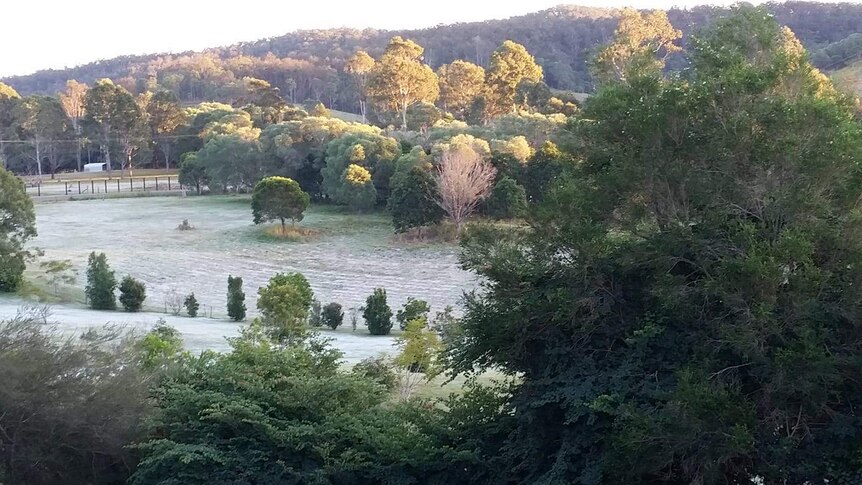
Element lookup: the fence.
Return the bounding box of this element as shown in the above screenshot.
[25,175,183,197]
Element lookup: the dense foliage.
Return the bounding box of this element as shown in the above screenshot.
[363,287,393,336]
[226,275,246,321]
[449,6,862,483]
[321,302,344,330]
[119,275,147,312]
[251,176,310,230]
[256,272,314,341]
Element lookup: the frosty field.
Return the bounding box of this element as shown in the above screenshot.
[0,195,478,359]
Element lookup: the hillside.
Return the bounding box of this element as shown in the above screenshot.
[4,1,862,112]
[833,58,862,96]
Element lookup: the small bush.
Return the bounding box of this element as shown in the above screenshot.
[363,288,393,335]
[227,275,246,322]
[184,293,199,317]
[0,253,26,292]
[85,252,117,310]
[309,299,322,327]
[322,302,344,330]
[486,176,527,220]
[118,276,146,312]
[352,355,397,391]
[396,297,431,330]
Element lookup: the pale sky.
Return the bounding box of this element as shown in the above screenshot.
[1,0,783,77]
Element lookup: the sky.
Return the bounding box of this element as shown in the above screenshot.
[0,0,792,77]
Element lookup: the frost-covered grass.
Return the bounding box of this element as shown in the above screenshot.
[27,195,476,320]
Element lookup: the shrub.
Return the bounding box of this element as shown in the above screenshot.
[308,299,322,327]
[486,176,527,220]
[388,166,444,233]
[184,293,199,317]
[0,253,26,293]
[227,275,246,321]
[251,176,310,232]
[322,302,344,330]
[396,297,431,330]
[362,288,393,335]
[352,355,397,391]
[85,252,116,310]
[118,276,146,312]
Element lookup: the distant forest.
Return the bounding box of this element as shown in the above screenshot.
[5,2,862,112]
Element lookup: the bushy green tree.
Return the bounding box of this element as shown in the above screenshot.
[251,176,310,231]
[178,153,209,195]
[0,167,36,292]
[321,302,344,330]
[388,166,444,233]
[118,276,146,312]
[184,293,199,317]
[256,272,314,342]
[396,297,431,331]
[362,288,393,335]
[486,176,528,220]
[449,7,862,483]
[85,252,116,310]
[226,275,246,321]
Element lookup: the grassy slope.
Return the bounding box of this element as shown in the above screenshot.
[832,60,862,97]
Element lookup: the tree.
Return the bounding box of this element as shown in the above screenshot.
[394,317,441,400]
[592,8,682,84]
[321,302,344,330]
[184,293,199,317]
[145,90,186,169]
[59,80,88,172]
[308,299,322,327]
[256,272,314,342]
[345,51,376,123]
[227,275,246,321]
[17,96,69,177]
[448,7,862,483]
[486,176,527,219]
[84,79,143,171]
[368,37,439,130]
[119,275,147,312]
[362,288,393,336]
[396,297,431,331]
[320,131,400,205]
[434,144,497,232]
[178,153,209,195]
[85,252,116,310]
[251,176,310,232]
[39,259,77,296]
[388,166,445,233]
[339,164,377,211]
[195,134,264,192]
[0,166,36,292]
[484,41,543,118]
[438,60,485,120]
[0,83,21,168]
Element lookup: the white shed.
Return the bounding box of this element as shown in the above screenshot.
[83,163,107,173]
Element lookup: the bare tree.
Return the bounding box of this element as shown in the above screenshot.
[434,145,497,232]
[59,80,87,172]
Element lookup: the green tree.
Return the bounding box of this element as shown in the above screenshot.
[0,83,21,168]
[339,164,377,211]
[195,133,264,192]
[0,166,36,292]
[256,272,314,342]
[118,275,146,312]
[362,288,393,336]
[394,317,441,399]
[388,165,444,233]
[438,60,486,120]
[17,96,69,176]
[226,275,246,322]
[145,90,186,169]
[484,41,543,118]
[184,293,199,317]
[321,131,400,205]
[85,252,116,310]
[251,176,310,232]
[137,321,185,370]
[178,153,209,195]
[486,176,527,219]
[448,7,862,483]
[308,299,322,327]
[368,37,439,130]
[39,259,77,296]
[592,8,682,84]
[396,297,431,331]
[321,302,344,330]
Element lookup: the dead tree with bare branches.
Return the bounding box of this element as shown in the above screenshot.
[434,145,497,232]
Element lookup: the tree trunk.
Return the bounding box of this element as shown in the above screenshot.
[401,104,408,131]
[34,139,42,176]
[360,99,367,124]
[73,121,82,172]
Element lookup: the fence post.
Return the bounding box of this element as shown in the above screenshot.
[155,177,159,190]
[130,178,133,191]
[37,183,41,196]
[168,177,172,190]
[78,181,81,194]
[117,179,120,192]
[91,180,94,194]
[104,180,107,193]
[143,178,147,190]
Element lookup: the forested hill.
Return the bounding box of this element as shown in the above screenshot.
[5,1,862,108]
